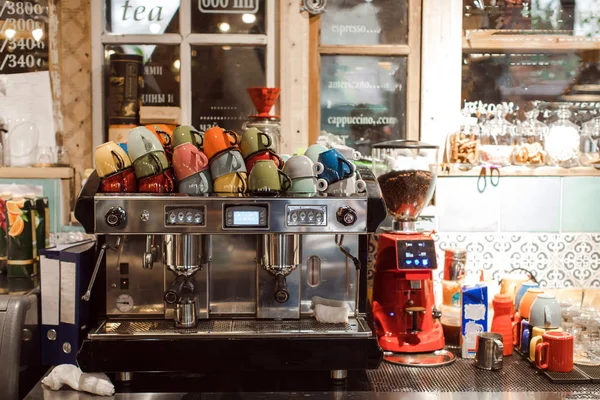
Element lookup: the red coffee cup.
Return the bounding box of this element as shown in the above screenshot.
[138,169,176,193]
[245,149,283,173]
[99,167,137,193]
[172,143,209,181]
[535,331,573,372]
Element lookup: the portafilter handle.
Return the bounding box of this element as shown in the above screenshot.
[274,274,289,303]
[82,236,122,302]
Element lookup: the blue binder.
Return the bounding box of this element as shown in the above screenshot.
[39,240,95,365]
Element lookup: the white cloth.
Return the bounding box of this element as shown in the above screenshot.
[314,303,349,324]
[41,364,115,396]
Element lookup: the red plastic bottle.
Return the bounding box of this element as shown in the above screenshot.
[491,293,513,356]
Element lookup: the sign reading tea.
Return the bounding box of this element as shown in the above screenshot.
[109,0,179,35]
[198,0,258,14]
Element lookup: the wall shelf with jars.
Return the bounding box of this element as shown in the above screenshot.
[0,167,74,180]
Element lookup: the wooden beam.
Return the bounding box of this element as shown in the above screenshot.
[463,31,600,52]
[318,45,411,56]
[406,0,422,140]
[308,14,321,146]
[0,167,74,179]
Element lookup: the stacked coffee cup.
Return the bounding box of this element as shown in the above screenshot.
[242,128,290,195]
[282,155,322,196]
[204,126,247,195]
[128,126,175,193]
[172,126,212,195]
[95,141,136,193]
[304,144,366,196]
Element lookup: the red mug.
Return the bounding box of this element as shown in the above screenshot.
[99,167,137,193]
[535,331,573,372]
[138,169,176,193]
[245,149,283,173]
[172,143,210,181]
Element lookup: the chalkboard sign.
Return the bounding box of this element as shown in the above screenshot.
[0,0,49,74]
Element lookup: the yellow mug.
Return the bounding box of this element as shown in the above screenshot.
[213,171,247,194]
[95,141,131,178]
[529,326,562,360]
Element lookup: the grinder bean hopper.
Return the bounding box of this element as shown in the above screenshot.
[371,140,448,363]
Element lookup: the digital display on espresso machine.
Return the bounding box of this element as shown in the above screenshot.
[397,240,437,269]
[233,211,260,226]
[223,204,268,229]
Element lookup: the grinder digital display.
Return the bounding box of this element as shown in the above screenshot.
[396,240,437,269]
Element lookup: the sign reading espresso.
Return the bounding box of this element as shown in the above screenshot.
[198,0,258,14]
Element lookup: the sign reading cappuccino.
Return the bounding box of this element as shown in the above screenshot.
[198,0,258,14]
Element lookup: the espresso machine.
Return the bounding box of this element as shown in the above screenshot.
[371,141,446,361]
[74,167,386,378]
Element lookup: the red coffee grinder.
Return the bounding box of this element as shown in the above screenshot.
[371,140,446,363]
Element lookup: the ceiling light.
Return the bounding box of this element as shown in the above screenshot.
[242,13,256,24]
[173,59,181,69]
[218,22,230,32]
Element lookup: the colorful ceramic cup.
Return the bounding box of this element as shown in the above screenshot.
[172,125,203,149]
[245,149,284,174]
[304,143,328,163]
[99,167,137,193]
[127,126,165,162]
[213,171,247,194]
[518,288,544,320]
[515,282,540,311]
[178,170,213,195]
[317,148,356,185]
[138,169,176,193]
[529,294,562,329]
[240,127,274,158]
[146,124,175,150]
[289,177,317,195]
[282,155,323,180]
[519,318,531,353]
[203,126,239,160]
[172,143,210,181]
[132,150,170,179]
[529,326,562,360]
[95,141,131,178]
[535,331,574,372]
[248,160,291,195]
[210,149,247,179]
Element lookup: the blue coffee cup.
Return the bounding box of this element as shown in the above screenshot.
[520,319,530,353]
[317,148,355,185]
[118,142,129,156]
[515,282,539,312]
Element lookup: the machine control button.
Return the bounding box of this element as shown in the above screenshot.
[105,206,127,228]
[140,210,150,222]
[119,263,129,275]
[120,278,129,290]
[186,212,193,222]
[177,212,185,222]
[336,206,357,226]
[291,212,298,222]
[299,211,306,221]
[169,213,177,223]
[308,211,315,221]
[194,213,203,224]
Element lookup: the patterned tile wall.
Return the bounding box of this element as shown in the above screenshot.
[367,233,600,296]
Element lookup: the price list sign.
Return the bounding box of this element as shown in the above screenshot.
[0,0,48,74]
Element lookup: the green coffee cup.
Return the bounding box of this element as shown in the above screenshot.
[173,125,203,149]
[133,150,170,179]
[248,160,291,195]
[240,127,273,159]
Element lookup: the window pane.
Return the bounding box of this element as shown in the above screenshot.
[464,0,600,36]
[191,0,265,34]
[320,55,407,152]
[191,46,265,132]
[321,0,408,45]
[104,44,180,112]
[462,51,600,107]
[0,0,50,73]
[106,0,180,34]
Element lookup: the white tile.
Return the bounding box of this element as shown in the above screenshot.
[436,177,500,232]
[499,177,561,232]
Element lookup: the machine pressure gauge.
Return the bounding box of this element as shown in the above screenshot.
[116,294,134,313]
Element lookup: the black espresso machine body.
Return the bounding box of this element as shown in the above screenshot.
[74,167,386,375]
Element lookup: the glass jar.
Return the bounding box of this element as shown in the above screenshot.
[512,108,548,166]
[480,105,515,166]
[446,109,480,166]
[546,105,580,168]
[572,313,600,366]
[580,117,600,167]
[242,117,282,154]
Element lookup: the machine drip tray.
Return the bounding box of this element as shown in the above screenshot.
[88,317,372,339]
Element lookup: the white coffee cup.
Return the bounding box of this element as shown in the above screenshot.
[282,155,324,180]
[324,174,366,195]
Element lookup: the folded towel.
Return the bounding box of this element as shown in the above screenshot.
[314,303,349,324]
[42,364,115,396]
[312,296,346,308]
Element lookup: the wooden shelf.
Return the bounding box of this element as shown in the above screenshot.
[0,167,74,179]
[439,166,600,177]
[463,30,600,52]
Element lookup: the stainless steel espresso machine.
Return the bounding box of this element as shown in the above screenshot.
[74,167,386,378]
